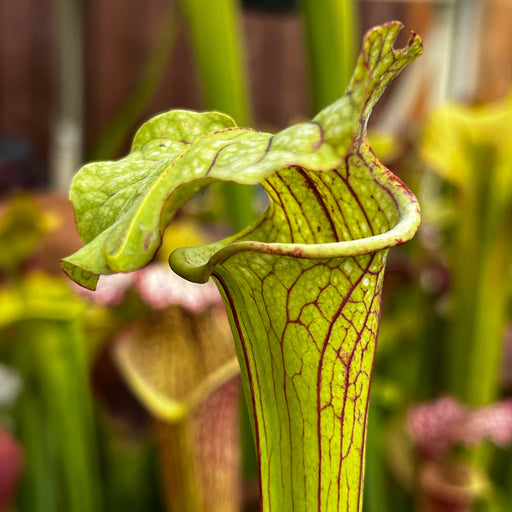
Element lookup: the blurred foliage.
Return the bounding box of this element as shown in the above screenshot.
[0,275,102,512]
[421,94,512,407]
[0,196,58,276]
[0,195,163,512]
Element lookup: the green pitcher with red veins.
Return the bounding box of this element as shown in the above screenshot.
[63,22,422,512]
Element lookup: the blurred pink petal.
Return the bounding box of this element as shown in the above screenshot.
[408,396,467,458]
[408,396,512,458]
[71,263,222,312]
[72,272,135,306]
[134,264,221,313]
[458,400,512,447]
[0,429,23,512]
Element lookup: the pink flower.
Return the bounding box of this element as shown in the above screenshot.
[72,272,134,306]
[408,396,512,459]
[408,396,466,458]
[457,400,512,447]
[72,263,222,313]
[134,264,221,313]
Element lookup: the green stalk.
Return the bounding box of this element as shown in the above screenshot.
[299,0,359,112]
[1,276,102,512]
[89,1,178,160]
[446,185,485,402]
[177,0,254,230]
[10,318,101,512]
[363,403,388,512]
[33,318,101,512]
[177,0,250,124]
[14,349,58,512]
[465,183,512,406]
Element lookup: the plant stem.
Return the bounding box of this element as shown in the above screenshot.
[178,0,250,125]
[12,317,102,512]
[299,0,359,112]
[447,158,512,406]
[15,350,58,512]
[363,402,387,512]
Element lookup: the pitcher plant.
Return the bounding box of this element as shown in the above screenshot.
[63,22,423,511]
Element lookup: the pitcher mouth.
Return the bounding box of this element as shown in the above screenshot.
[170,176,421,284]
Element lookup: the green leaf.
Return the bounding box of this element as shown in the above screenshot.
[63,22,422,512]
